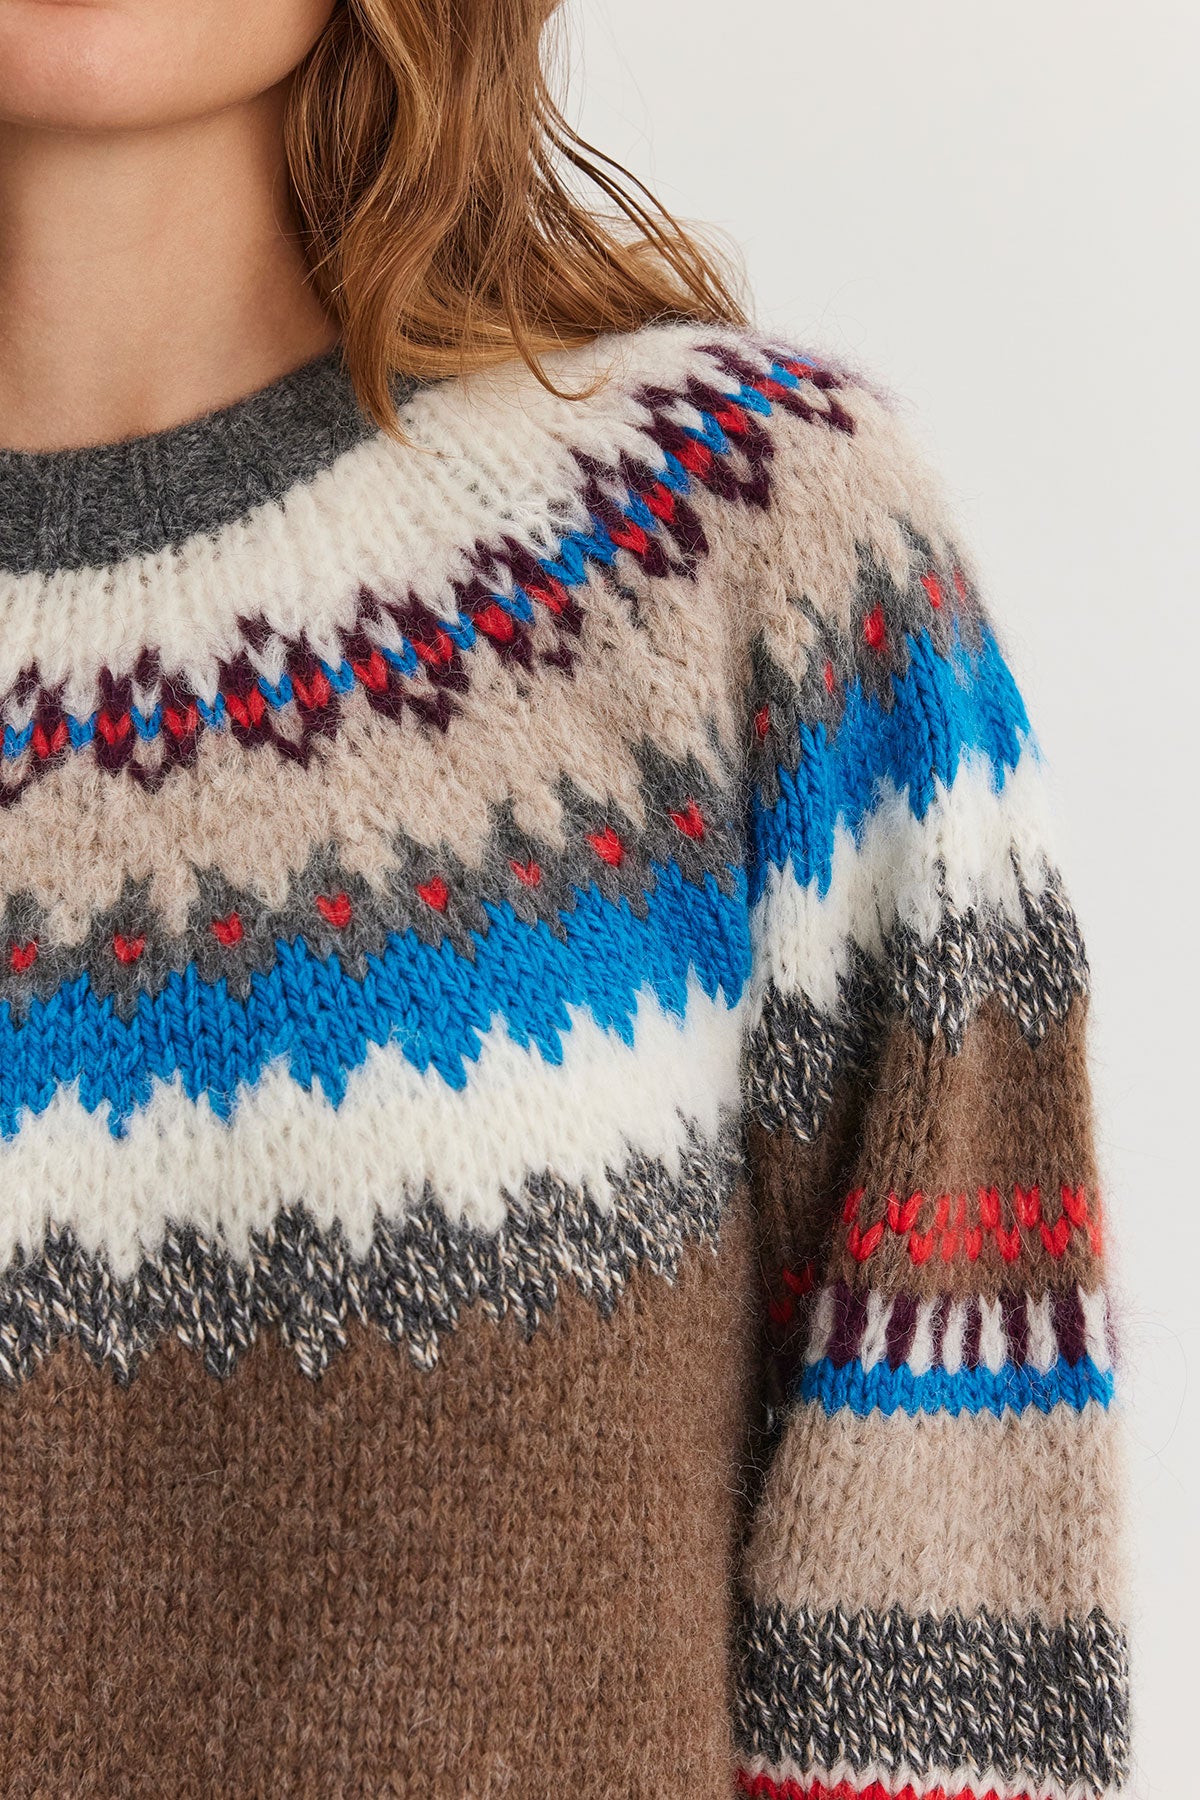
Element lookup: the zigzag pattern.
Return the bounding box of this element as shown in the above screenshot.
[0,353,845,803]
[0,745,743,1015]
[0,860,747,1134]
[800,1355,1112,1418]
[0,861,1085,1147]
[0,319,1126,1794]
[0,1131,736,1382]
[0,723,1074,1163]
[745,876,1089,1138]
[749,622,1033,901]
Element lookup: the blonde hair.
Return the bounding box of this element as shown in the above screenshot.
[284,0,745,430]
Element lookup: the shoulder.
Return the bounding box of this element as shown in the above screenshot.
[387,321,997,732]
[404,319,973,611]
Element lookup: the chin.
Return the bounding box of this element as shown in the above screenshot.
[0,7,154,130]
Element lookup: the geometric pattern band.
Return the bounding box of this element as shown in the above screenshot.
[0,1130,737,1384]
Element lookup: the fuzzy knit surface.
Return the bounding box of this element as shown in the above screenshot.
[0,323,1126,1798]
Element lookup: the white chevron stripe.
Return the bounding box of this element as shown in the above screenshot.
[749,746,1058,1018]
[0,324,753,709]
[0,976,742,1277]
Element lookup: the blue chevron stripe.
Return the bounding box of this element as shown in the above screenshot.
[0,861,751,1138]
[798,1353,1113,1418]
[750,620,1036,902]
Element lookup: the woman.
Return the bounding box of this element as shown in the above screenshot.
[0,2,1126,1796]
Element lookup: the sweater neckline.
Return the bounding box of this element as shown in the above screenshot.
[0,349,420,579]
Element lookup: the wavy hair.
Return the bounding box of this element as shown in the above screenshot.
[284,0,745,430]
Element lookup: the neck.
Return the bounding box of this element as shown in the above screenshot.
[0,87,337,453]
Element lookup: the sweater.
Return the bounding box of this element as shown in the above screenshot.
[0,322,1126,1800]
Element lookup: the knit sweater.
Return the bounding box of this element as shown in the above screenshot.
[0,322,1126,1800]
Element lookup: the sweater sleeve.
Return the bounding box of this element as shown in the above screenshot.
[731,367,1129,1800]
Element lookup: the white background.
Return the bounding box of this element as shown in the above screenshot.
[571,3,1197,1791]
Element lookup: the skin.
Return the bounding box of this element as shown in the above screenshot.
[0,0,339,450]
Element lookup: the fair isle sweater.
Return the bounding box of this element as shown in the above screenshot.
[0,323,1125,1799]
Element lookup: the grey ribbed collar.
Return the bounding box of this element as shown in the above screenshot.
[0,350,416,577]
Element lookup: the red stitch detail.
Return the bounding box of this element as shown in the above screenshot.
[112,933,145,965]
[416,877,449,912]
[414,628,454,667]
[757,378,791,402]
[1060,1182,1089,1225]
[754,704,771,740]
[670,800,706,840]
[9,941,37,973]
[921,571,945,609]
[953,566,968,600]
[96,711,131,746]
[735,1767,1048,1800]
[863,604,886,649]
[509,858,542,887]
[908,1228,936,1265]
[292,670,332,711]
[848,1220,884,1262]
[474,603,516,642]
[225,688,267,730]
[1040,1216,1072,1258]
[1087,1203,1105,1257]
[860,1179,1097,1268]
[645,484,676,523]
[823,659,836,693]
[676,439,713,478]
[210,913,244,948]
[587,826,625,867]
[164,703,200,738]
[995,1224,1022,1261]
[32,721,68,759]
[352,650,389,693]
[526,577,569,614]
[768,1294,795,1328]
[1015,1183,1042,1227]
[316,892,353,929]
[887,1191,922,1233]
[609,519,649,555]
[782,1262,814,1296]
[713,404,748,434]
[978,1184,1001,1229]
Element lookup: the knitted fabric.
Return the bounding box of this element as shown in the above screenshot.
[0,323,1125,1798]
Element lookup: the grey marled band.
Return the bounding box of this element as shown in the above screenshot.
[0,1130,740,1384]
[0,350,423,574]
[745,873,1090,1140]
[735,1599,1130,1793]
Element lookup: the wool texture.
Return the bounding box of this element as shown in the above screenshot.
[0,322,1125,1797]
